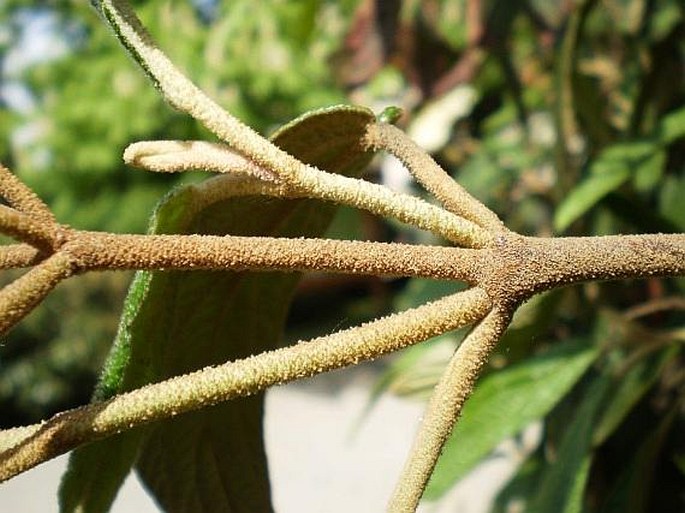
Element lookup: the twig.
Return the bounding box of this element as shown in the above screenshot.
[624,297,685,320]
[0,165,56,224]
[387,308,511,512]
[0,244,43,269]
[0,287,491,481]
[0,205,59,253]
[64,232,483,283]
[124,140,279,182]
[363,123,505,232]
[98,0,492,248]
[0,252,76,334]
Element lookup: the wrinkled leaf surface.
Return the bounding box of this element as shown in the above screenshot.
[59,106,375,513]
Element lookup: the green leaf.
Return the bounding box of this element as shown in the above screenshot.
[59,430,145,513]
[593,345,677,446]
[59,105,376,513]
[632,149,666,192]
[529,375,611,513]
[561,456,592,513]
[599,407,678,513]
[496,290,564,366]
[597,141,656,163]
[424,338,599,500]
[554,167,630,232]
[554,137,668,231]
[657,105,685,144]
[660,175,685,230]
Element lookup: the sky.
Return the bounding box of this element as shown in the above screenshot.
[1,8,76,113]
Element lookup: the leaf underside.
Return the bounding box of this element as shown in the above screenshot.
[59,105,376,513]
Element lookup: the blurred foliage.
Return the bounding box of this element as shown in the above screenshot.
[1,0,684,511]
[0,0,361,427]
[353,1,685,511]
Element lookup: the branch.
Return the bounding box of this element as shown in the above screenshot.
[0,426,42,453]
[488,234,685,304]
[0,253,76,334]
[64,232,483,283]
[97,0,492,248]
[0,205,59,253]
[0,244,43,269]
[0,287,491,481]
[0,165,56,224]
[364,123,505,232]
[387,307,511,512]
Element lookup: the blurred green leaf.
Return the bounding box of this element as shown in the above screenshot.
[593,345,677,445]
[649,2,682,41]
[675,453,685,477]
[529,375,611,513]
[599,407,678,513]
[632,149,666,192]
[657,105,685,144]
[555,167,630,232]
[496,291,564,366]
[424,338,599,500]
[360,279,465,416]
[565,456,592,513]
[370,334,461,402]
[659,175,685,230]
[59,106,376,513]
[554,135,676,231]
[492,451,545,513]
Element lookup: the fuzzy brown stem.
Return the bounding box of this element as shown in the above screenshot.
[0,165,56,224]
[0,244,43,269]
[364,123,505,232]
[482,233,685,305]
[63,232,685,297]
[387,308,511,512]
[0,288,491,482]
[0,253,76,334]
[63,232,484,283]
[0,206,59,253]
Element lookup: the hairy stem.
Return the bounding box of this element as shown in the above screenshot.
[64,232,483,283]
[98,0,492,247]
[364,123,505,232]
[123,140,279,182]
[65,231,685,297]
[0,206,59,253]
[0,287,491,481]
[0,426,42,453]
[0,253,76,334]
[0,165,56,224]
[387,308,511,512]
[484,234,685,304]
[0,244,43,269]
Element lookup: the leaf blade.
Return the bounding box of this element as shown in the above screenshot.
[528,375,611,513]
[59,106,376,513]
